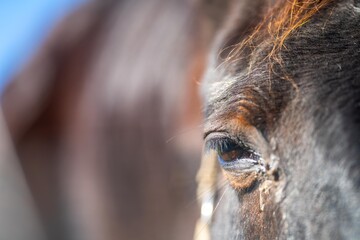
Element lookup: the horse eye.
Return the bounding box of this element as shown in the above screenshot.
[205,134,264,178]
[207,136,260,165]
[217,141,244,162]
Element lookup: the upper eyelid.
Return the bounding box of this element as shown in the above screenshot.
[204,131,231,141]
[204,132,242,148]
[204,134,228,152]
[204,132,250,151]
[204,128,266,157]
[203,120,231,139]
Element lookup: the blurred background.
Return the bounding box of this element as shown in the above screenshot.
[0,0,212,239]
[0,0,86,92]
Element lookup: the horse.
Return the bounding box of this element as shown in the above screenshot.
[198,0,360,239]
[2,0,360,239]
[1,0,211,239]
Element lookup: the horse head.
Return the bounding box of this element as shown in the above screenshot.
[199,0,360,239]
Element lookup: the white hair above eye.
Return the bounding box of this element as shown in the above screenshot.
[201,64,238,106]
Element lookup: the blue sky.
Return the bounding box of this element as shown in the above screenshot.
[0,0,86,92]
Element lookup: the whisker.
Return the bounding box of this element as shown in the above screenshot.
[183,178,228,210]
[194,182,229,240]
[165,123,204,144]
[211,184,229,217]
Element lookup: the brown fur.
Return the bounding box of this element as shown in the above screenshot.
[224,171,259,190]
[226,0,333,64]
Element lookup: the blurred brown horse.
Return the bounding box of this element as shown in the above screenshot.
[1,0,216,239]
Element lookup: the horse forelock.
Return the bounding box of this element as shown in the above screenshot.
[224,0,334,64]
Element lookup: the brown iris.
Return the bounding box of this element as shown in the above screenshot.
[219,145,243,162]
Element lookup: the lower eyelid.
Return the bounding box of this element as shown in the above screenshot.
[218,156,264,173]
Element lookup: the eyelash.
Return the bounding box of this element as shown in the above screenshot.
[205,134,264,173]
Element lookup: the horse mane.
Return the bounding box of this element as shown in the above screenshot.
[227,0,333,63]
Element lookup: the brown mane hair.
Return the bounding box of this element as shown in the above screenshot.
[227,0,333,63]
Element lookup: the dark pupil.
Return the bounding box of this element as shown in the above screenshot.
[218,142,243,162]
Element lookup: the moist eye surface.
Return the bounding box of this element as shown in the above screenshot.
[205,134,263,173]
